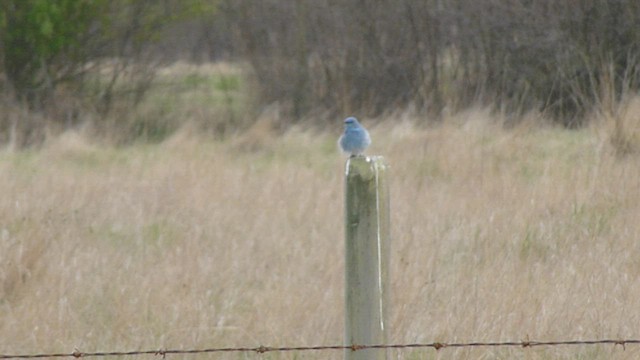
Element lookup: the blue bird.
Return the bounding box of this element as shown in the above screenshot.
[339,117,371,157]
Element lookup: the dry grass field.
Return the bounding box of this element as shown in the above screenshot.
[3,101,640,359]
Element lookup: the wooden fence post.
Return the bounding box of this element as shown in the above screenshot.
[344,156,390,360]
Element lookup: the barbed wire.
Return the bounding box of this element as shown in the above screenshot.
[1,339,639,359]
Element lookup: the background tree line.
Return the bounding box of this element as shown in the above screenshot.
[222,0,640,126]
[0,1,215,112]
[1,0,639,144]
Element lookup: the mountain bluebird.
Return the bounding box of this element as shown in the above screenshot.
[339,117,371,156]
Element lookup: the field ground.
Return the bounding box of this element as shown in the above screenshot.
[4,86,640,358]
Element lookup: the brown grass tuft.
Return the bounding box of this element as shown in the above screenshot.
[601,97,640,157]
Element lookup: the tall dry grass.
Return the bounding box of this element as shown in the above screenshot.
[2,108,640,359]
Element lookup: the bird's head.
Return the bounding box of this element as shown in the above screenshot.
[344,117,359,128]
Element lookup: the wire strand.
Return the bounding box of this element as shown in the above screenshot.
[2,339,639,359]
